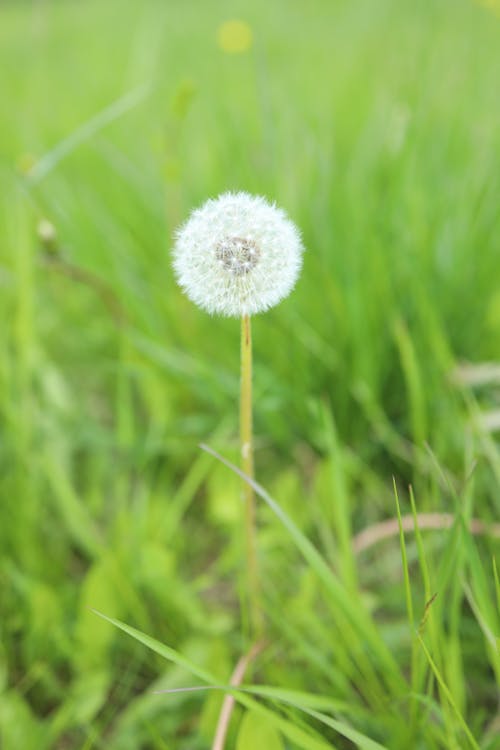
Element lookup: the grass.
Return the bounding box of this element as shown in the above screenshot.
[1,0,500,747]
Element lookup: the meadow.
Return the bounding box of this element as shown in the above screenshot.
[1,0,500,747]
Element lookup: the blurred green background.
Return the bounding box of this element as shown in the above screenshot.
[1,0,499,748]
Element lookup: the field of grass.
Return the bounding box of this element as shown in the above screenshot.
[1,0,500,748]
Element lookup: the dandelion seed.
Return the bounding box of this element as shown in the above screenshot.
[172,192,304,317]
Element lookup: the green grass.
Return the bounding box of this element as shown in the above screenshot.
[1,0,500,747]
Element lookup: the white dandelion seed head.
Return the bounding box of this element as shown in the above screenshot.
[172,192,304,317]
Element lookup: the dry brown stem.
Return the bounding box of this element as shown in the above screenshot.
[211,641,264,750]
[353,512,500,553]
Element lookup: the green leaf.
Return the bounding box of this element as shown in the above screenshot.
[242,687,389,750]
[0,691,44,750]
[68,670,111,724]
[200,443,404,697]
[207,461,242,526]
[237,709,285,750]
[93,612,333,749]
[75,558,120,671]
[392,316,427,446]
[417,636,481,750]
[0,640,7,692]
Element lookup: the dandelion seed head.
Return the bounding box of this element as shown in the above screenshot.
[215,236,260,276]
[172,192,304,317]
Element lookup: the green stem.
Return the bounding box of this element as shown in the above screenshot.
[240,314,262,636]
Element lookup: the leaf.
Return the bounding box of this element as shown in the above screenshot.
[0,640,7,692]
[206,461,242,526]
[95,611,383,748]
[75,558,120,671]
[93,612,333,750]
[237,709,285,750]
[68,670,111,724]
[392,316,427,446]
[417,636,481,750]
[28,83,151,184]
[242,687,389,750]
[200,443,404,696]
[140,543,175,594]
[0,691,44,750]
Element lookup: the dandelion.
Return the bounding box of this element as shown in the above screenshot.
[173,192,303,317]
[173,192,304,635]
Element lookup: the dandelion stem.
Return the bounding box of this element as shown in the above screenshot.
[240,314,262,636]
